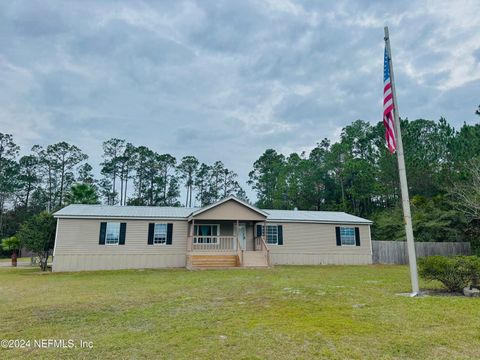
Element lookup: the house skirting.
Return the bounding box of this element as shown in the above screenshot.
[270,253,372,265]
[52,254,186,272]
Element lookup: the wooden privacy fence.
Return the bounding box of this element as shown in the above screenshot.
[372,241,471,264]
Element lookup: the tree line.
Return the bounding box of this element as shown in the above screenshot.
[0,135,246,238]
[1,113,480,257]
[97,139,246,207]
[248,116,480,249]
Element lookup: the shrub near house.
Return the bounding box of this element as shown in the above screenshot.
[17,211,56,271]
[418,255,480,293]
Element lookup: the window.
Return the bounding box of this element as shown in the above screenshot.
[340,227,356,246]
[147,223,172,245]
[259,225,279,245]
[194,224,219,244]
[154,224,167,245]
[266,225,278,245]
[105,222,120,245]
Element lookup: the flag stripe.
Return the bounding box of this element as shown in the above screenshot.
[383,47,396,153]
[383,93,393,106]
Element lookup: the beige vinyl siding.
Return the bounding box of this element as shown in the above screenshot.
[193,200,266,221]
[53,216,372,271]
[267,222,372,265]
[53,218,188,272]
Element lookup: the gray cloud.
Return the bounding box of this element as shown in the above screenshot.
[0,0,479,202]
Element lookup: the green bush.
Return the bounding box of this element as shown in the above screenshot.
[463,256,480,288]
[417,255,480,292]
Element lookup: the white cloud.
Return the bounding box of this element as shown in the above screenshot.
[262,0,305,16]
[394,0,480,90]
[0,107,54,148]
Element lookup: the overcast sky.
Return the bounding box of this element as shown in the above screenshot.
[1,0,479,202]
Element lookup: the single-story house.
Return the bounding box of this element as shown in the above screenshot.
[52,196,373,272]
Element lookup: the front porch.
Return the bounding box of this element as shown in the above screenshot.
[186,220,270,268]
[184,197,271,269]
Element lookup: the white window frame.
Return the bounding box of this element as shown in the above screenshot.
[259,224,279,245]
[153,223,168,245]
[105,222,120,246]
[193,224,220,244]
[340,227,356,246]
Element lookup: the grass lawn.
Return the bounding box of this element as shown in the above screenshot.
[0,256,53,264]
[0,257,32,263]
[0,265,479,359]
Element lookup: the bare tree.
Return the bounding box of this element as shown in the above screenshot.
[178,156,199,207]
[454,159,480,220]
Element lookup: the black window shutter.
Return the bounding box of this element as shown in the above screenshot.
[119,223,127,245]
[355,227,361,246]
[99,222,107,245]
[256,224,263,237]
[335,226,341,246]
[166,223,173,245]
[148,223,154,245]
[277,225,283,245]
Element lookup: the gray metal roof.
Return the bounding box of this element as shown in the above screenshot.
[263,209,372,224]
[54,204,200,219]
[54,204,372,224]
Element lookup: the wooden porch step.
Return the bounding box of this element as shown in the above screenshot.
[189,255,239,268]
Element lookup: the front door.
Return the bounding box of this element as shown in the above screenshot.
[238,223,247,250]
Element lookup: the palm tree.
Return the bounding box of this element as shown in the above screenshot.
[1,236,20,267]
[65,183,99,205]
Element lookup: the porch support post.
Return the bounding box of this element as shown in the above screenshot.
[187,219,195,252]
[236,220,239,249]
[190,219,195,236]
[252,221,255,250]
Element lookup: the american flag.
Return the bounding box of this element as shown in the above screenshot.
[383,47,397,153]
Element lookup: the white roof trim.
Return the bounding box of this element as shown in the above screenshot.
[188,196,268,220]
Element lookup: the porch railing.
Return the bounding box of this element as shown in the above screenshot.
[187,236,237,252]
[255,236,271,266]
[236,236,243,266]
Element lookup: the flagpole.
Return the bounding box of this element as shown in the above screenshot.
[384,26,419,295]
